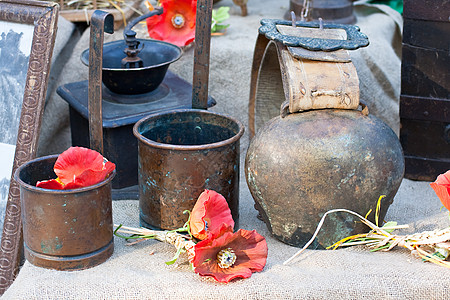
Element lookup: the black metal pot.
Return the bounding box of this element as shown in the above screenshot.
[81,39,181,95]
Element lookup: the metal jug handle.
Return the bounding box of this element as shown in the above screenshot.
[88,10,114,155]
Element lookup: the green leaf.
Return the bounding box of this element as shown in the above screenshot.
[370,244,391,252]
[211,6,230,33]
[381,221,398,233]
[212,6,230,23]
[165,247,186,265]
[213,24,230,31]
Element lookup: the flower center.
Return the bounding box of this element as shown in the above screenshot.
[171,14,185,29]
[216,248,237,269]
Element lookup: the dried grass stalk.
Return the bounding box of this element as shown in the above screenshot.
[284,208,450,269]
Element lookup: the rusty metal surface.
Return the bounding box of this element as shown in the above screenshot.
[192,0,213,109]
[14,155,115,270]
[134,109,244,230]
[88,10,114,155]
[0,0,59,294]
[245,109,404,248]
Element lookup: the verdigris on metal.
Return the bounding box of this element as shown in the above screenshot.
[258,18,369,51]
[245,109,404,248]
[134,109,244,230]
[15,155,115,270]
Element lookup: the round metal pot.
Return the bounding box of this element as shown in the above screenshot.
[285,0,356,24]
[134,109,244,230]
[15,155,116,270]
[81,39,182,95]
[245,109,404,248]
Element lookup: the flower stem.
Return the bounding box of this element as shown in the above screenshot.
[113,224,197,264]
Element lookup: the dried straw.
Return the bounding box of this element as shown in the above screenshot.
[283,208,450,269]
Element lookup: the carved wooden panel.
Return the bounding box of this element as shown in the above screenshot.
[0,0,58,294]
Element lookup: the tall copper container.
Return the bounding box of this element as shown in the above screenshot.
[15,155,115,270]
[133,109,244,230]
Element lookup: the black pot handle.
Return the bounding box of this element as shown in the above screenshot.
[123,7,163,41]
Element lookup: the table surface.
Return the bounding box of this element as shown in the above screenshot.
[5,1,450,299]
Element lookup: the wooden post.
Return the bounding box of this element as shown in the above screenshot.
[192,0,213,109]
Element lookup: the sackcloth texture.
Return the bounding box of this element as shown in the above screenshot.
[3,0,450,299]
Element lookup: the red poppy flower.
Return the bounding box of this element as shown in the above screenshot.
[189,190,235,240]
[35,178,65,190]
[146,0,197,47]
[192,224,268,283]
[36,147,115,190]
[430,170,450,211]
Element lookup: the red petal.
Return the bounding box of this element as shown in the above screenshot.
[193,224,268,283]
[146,0,197,47]
[54,147,105,185]
[63,181,84,190]
[63,161,116,189]
[435,170,450,186]
[36,179,64,190]
[430,170,450,211]
[190,190,234,240]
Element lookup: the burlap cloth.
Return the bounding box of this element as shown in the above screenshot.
[4,0,450,299]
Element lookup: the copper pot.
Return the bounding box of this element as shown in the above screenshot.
[246,109,404,248]
[15,155,115,270]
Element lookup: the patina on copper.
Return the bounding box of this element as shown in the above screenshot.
[15,155,116,271]
[246,18,404,249]
[246,109,405,248]
[134,109,244,230]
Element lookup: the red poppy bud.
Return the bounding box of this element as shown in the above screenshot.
[430,170,450,211]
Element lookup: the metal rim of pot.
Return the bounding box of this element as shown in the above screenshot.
[14,154,116,194]
[133,109,245,151]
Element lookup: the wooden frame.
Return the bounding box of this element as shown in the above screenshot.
[0,0,58,294]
